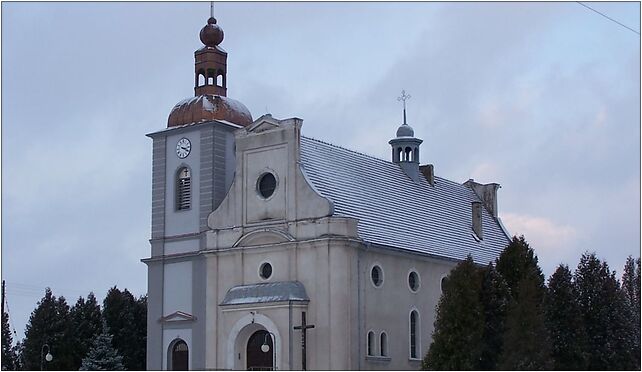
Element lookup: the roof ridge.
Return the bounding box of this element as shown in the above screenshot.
[301,135,393,166]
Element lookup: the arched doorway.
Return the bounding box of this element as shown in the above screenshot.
[246,330,273,370]
[169,339,188,370]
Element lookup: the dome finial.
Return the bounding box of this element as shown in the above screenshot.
[199,3,224,47]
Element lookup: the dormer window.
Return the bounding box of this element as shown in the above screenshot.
[177,167,191,211]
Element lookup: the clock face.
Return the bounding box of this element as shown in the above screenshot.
[176,138,191,159]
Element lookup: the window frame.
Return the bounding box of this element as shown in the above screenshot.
[176,166,192,212]
[409,309,421,360]
[408,269,421,293]
[370,264,384,288]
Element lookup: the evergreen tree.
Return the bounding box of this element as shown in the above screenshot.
[499,274,552,370]
[69,293,103,370]
[102,287,146,371]
[2,310,18,370]
[478,263,509,370]
[423,255,484,370]
[496,235,545,298]
[621,256,641,369]
[79,326,125,371]
[575,253,637,370]
[545,264,587,370]
[11,341,24,371]
[496,236,551,370]
[21,288,74,370]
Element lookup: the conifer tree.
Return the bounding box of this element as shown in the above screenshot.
[478,263,509,370]
[2,310,18,370]
[102,287,146,370]
[69,293,103,370]
[496,236,551,370]
[79,326,125,371]
[545,264,587,370]
[21,288,74,370]
[575,253,637,370]
[621,256,640,369]
[423,255,484,370]
[499,274,552,370]
[496,236,545,297]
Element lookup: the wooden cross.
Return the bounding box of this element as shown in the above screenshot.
[293,311,315,370]
[397,89,411,125]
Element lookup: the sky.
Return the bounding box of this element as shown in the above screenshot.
[1,1,640,342]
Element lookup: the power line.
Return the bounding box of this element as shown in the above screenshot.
[577,2,640,36]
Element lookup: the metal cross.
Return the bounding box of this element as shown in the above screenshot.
[397,90,411,125]
[293,311,315,370]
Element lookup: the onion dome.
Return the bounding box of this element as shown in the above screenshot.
[199,17,224,47]
[168,95,253,127]
[167,16,253,128]
[396,123,415,137]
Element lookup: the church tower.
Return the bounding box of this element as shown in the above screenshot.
[144,13,253,370]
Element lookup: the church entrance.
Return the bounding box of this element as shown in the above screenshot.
[246,330,274,370]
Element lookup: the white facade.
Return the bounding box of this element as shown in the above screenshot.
[144,115,510,370]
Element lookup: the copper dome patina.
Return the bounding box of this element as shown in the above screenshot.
[167,95,253,127]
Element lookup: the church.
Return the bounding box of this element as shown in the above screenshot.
[143,14,511,371]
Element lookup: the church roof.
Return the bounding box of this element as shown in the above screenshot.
[299,136,511,265]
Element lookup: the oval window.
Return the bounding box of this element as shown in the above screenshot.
[257,172,277,199]
[371,265,383,287]
[408,271,420,292]
[260,262,272,280]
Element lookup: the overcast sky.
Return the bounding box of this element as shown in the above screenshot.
[2,2,640,341]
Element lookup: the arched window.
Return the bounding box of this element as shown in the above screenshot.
[409,310,420,359]
[169,339,188,370]
[177,167,191,211]
[397,147,403,162]
[405,147,413,162]
[196,69,206,87]
[217,74,224,87]
[380,332,388,357]
[367,331,375,356]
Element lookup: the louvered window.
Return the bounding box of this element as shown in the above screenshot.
[177,167,191,211]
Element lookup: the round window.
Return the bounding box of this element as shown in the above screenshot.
[408,271,420,292]
[257,172,277,199]
[260,262,272,280]
[371,265,383,287]
[441,276,448,292]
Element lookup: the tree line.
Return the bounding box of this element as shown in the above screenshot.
[423,236,641,370]
[2,286,146,371]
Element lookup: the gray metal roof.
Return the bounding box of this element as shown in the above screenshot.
[299,136,511,265]
[220,281,309,306]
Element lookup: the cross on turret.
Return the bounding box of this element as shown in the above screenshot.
[397,90,411,125]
